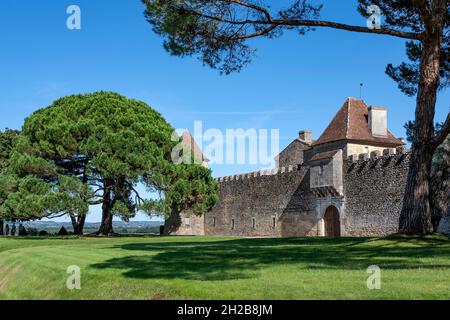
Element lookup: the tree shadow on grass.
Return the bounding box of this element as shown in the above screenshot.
[90,236,450,281]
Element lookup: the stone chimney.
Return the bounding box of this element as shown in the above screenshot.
[299,130,313,145]
[368,106,387,137]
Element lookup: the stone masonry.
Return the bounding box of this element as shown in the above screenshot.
[166,98,421,237]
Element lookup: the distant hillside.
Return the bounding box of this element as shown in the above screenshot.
[17,221,164,235]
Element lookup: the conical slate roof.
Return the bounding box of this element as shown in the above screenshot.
[312,97,403,147]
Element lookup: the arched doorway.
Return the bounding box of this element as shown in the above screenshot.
[324,206,340,237]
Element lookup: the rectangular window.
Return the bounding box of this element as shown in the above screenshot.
[231,219,235,230]
[272,216,276,229]
[252,218,256,229]
[185,218,191,226]
[213,217,216,227]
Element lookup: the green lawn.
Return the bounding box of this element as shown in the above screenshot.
[0,235,449,300]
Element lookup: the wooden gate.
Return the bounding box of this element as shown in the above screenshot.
[324,206,341,237]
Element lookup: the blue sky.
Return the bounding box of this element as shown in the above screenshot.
[1,1,448,222]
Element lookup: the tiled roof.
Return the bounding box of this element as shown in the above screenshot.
[309,150,339,162]
[312,97,404,147]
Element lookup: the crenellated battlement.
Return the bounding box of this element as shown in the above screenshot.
[215,164,308,183]
[346,146,410,165]
[216,145,411,183]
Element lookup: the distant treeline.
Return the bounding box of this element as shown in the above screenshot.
[13,221,164,235]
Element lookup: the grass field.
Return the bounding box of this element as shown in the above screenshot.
[0,235,449,300]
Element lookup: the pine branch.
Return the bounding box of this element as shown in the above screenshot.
[268,19,422,40]
[186,8,422,41]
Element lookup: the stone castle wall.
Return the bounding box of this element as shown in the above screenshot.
[167,147,412,238]
[343,148,410,236]
[203,166,317,237]
[164,210,205,235]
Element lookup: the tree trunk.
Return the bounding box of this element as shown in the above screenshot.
[98,206,114,236]
[431,184,450,231]
[98,179,114,236]
[71,167,89,235]
[70,214,87,235]
[0,219,3,236]
[399,31,442,235]
[75,214,87,235]
[430,136,450,231]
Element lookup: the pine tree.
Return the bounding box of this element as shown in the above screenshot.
[7,92,218,235]
[0,129,19,235]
